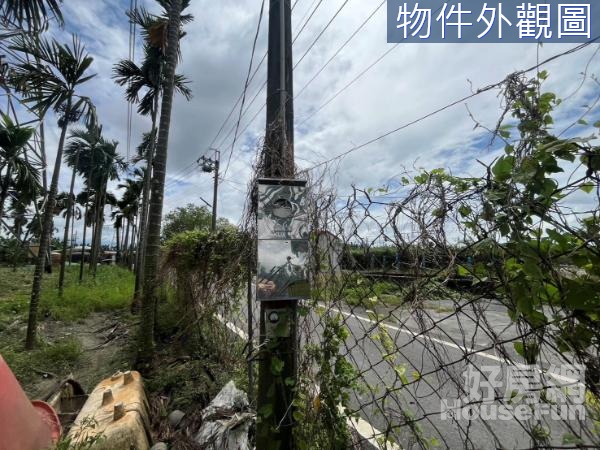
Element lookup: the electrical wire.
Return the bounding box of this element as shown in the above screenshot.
[295,0,385,99]
[171,0,387,190]
[218,0,384,173]
[213,0,328,155]
[218,0,355,176]
[222,0,267,179]
[204,0,307,158]
[298,41,401,127]
[292,0,324,45]
[294,0,351,70]
[305,39,600,171]
[126,0,138,162]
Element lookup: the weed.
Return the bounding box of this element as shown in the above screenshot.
[39,266,134,321]
[2,336,82,385]
[0,265,134,323]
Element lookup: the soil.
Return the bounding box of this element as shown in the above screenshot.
[26,311,133,400]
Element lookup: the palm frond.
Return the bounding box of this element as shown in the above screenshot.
[173,73,192,100]
[0,0,63,32]
[9,34,95,118]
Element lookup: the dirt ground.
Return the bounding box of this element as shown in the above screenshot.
[24,311,133,400]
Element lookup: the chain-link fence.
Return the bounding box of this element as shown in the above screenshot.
[291,181,598,449]
[216,72,600,450]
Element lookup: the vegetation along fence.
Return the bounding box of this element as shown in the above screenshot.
[208,72,600,450]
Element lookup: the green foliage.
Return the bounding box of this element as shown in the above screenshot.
[412,74,600,371]
[9,34,97,124]
[0,113,41,210]
[294,313,358,449]
[0,265,134,323]
[342,275,405,308]
[39,266,134,321]
[161,227,249,357]
[165,227,247,273]
[54,417,105,450]
[0,236,28,267]
[2,336,81,385]
[0,0,63,31]
[162,203,232,242]
[149,296,248,412]
[344,245,399,271]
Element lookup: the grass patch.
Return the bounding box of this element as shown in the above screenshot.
[0,265,134,391]
[321,273,475,309]
[2,336,82,385]
[0,265,134,323]
[342,277,408,308]
[39,266,134,321]
[0,265,34,302]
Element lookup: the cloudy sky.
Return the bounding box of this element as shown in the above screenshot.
[17,0,600,245]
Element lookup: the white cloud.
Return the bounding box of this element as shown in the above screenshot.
[8,0,598,244]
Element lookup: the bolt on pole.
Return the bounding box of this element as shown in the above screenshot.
[256,0,298,449]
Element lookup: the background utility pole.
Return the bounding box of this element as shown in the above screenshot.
[199,149,220,231]
[257,0,296,448]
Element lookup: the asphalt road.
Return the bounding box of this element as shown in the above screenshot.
[225,297,595,449]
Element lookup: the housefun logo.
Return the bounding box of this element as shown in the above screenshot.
[441,364,586,421]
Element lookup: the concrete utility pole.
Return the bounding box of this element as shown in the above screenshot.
[257,0,296,448]
[199,149,220,231]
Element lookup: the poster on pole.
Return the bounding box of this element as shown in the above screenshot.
[257,240,310,301]
[257,179,309,240]
[257,179,309,301]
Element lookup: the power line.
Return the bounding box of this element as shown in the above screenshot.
[175,0,372,187]
[222,0,267,179]
[214,0,330,157]
[294,0,352,70]
[219,0,383,170]
[295,0,319,32]
[292,0,324,45]
[305,40,599,171]
[163,163,198,190]
[295,0,385,99]
[205,0,306,156]
[164,176,212,201]
[218,0,356,169]
[298,42,401,127]
[126,0,138,162]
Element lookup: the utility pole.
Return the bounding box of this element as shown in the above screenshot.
[212,152,219,232]
[199,149,220,231]
[257,0,297,449]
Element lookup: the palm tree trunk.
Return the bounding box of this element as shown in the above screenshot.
[129,217,137,269]
[140,0,182,361]
[115,223,121,263]
[91,180,107,276]
[122,219,130,266]
[0,166,12,221]
[88,192,99,272]
[25,97,72,349]
[59,151,80,295]
[134,103,158,300]
[69,206,77,263]
[79,207,88,283]
[120,222,126,260]
[39,119,47,194]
